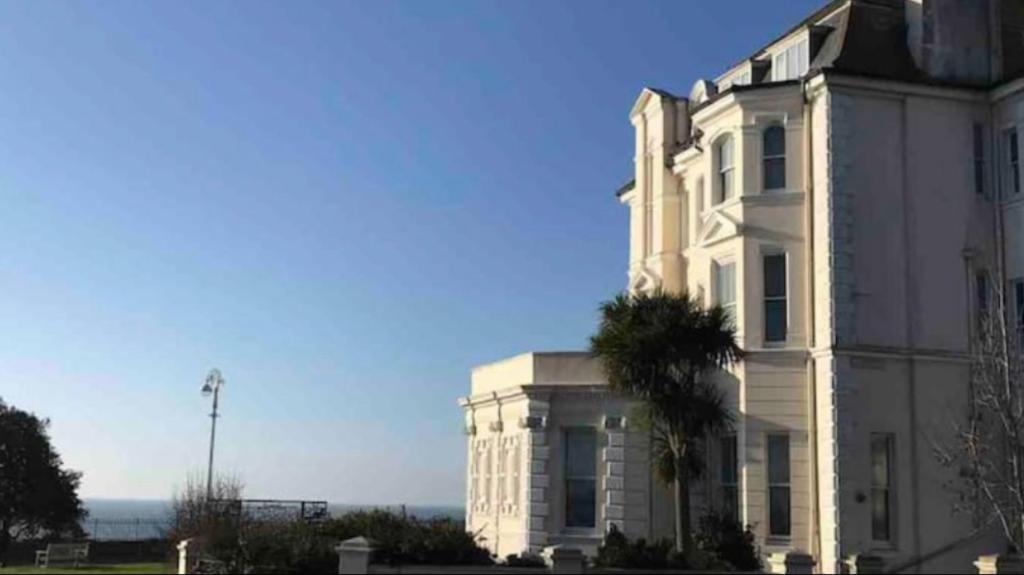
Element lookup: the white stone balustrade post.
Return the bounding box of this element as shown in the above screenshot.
[767,550,816,574]
[976,554,1024,574]
[337,537,375,574]
[844,554,884,574]
[176,539,198,575]
[542,545,585,574]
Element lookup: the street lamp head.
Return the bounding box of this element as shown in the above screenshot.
[202,369,224,397]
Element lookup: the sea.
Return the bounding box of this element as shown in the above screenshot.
[82,499,465,541]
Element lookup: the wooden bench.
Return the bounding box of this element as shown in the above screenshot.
[35,542,89,568]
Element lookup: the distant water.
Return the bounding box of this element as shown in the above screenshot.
[82,499,465,541]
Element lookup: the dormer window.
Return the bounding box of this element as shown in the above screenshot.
[763,125,786,191]
[771,38,809,82]
[715,136,735,204]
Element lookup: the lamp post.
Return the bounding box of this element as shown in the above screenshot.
[201,369,225,502]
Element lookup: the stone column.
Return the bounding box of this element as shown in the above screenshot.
[976,554,1024,574]
[767,550,816,574]
[336,537,375,575]
[521,399,551,554]
[603,415,627,534]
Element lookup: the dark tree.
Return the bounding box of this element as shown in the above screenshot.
[0,398,86,560]
[591,291,743,554]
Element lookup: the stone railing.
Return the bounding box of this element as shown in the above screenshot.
[181,536,1024,574]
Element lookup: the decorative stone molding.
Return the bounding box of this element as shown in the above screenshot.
[523,402,551,553]
[463,424,477,436]
[489,421,504,433]
[604,429,627,534]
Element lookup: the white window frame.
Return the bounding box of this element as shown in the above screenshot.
[713,259,737,328]
[974,122,987,197]
[763,250,789,345]
[766,433,791,539]
[716,136,735,204]
[762,124,787,192]
[720,435,739,521]
[871,433,897,546]
[563,427,598,531]
[1006,127,1020,197]
[1013,278,1024,351]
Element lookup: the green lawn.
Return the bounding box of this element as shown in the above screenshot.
[0,564,171,574]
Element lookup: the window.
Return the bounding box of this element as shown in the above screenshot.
[720,435,739,521]
[716,136,735,203]
[974,123,986,196]
[871,434,895,543]
[764,254,788,343]
[714,261,737,327]
[1014,279,1024,349]
[771,39,809,82]
[763,125,786,191]
[696,177,705,215]
[1007,128,1020,196]
[564,428,597,529]
[767,434,791,537]
[977,271,990,318]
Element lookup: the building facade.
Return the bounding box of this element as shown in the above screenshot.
[460,1,1024,572]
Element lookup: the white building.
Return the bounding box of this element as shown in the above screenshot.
[460,1,1024,572]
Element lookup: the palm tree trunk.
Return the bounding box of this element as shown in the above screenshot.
[673,455,693,554]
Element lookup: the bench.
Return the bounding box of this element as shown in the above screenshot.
[35,542,89,569]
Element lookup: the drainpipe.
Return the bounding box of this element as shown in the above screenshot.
[801,76,822,570]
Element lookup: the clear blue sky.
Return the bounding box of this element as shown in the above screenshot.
[0,0,823,505]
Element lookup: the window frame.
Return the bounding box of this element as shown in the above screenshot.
[563,427,598,531]
[1006,127,1020,197]
[715,135,735,205]
[720,435,739,521]
[766,434,791,538]
[762,125,787,192]
[870,433,897,546]
[763,252,789,345]
[1013,279,1024,351]
[713,259,737,328]
[974,123,987,197]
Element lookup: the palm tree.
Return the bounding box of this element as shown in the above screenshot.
[590,290,743,554]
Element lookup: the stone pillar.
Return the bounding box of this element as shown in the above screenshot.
[603,415,627,534]
[844,554,885,574]
[767,550,816,574]
[976,554,1024,574]
[336,537,375,575]
[542,545,585,574]
[176,539,199,575]
[521,401,550,554]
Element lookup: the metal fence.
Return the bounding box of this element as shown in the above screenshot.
[81,518,172,541]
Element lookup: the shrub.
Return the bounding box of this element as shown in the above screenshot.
[186,509,493,573]
[594,520,753,572]
[695,513,761,571]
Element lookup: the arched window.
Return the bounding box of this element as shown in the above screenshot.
[763,125,786,191]
[715,136,734,204]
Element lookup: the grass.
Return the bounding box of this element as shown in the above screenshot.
[0,563,171,574]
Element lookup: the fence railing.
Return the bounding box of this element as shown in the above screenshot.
[82,518,171,541]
